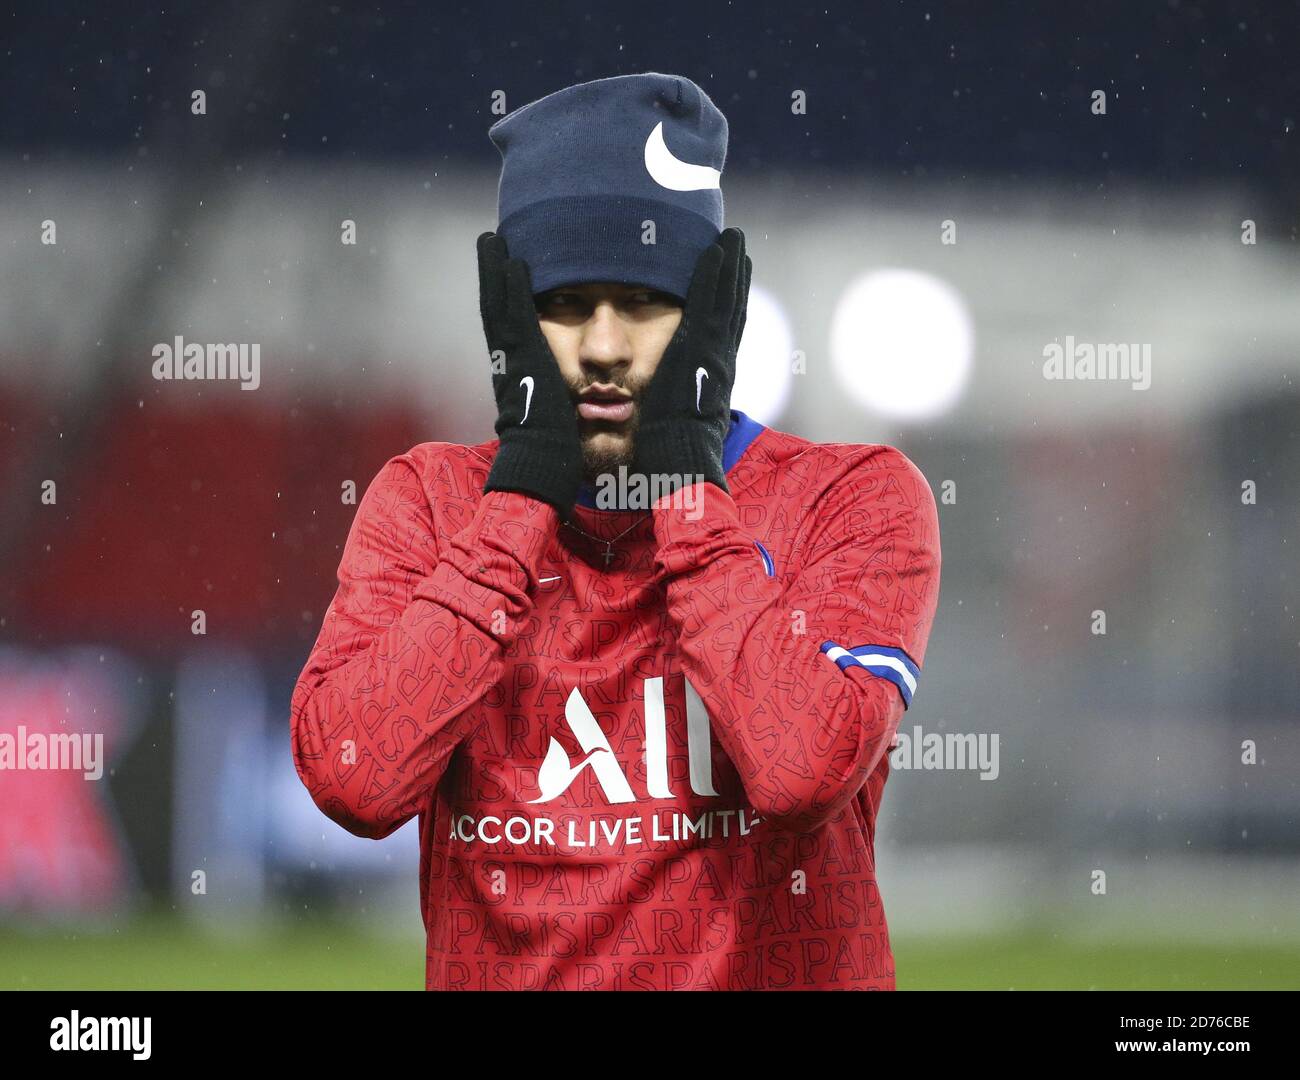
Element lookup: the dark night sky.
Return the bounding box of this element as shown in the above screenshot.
[2,1,1296,202]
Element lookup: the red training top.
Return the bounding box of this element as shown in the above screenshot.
[290,410,941,990]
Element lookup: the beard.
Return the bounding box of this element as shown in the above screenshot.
[563,373,647,485]
[579,410,641,483]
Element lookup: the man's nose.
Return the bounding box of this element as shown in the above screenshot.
[579,302,632,378]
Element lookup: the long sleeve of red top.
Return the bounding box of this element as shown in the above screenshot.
[651,447,941,834]
[289,453,556,839]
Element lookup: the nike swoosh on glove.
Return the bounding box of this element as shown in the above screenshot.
[477,231,584,519]
[631,227,751,495]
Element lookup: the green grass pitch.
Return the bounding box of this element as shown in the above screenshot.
[3,916,1297,989]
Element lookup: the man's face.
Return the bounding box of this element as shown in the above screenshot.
[534,282,683,482]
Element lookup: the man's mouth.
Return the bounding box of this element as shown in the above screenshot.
[577,387,634,424]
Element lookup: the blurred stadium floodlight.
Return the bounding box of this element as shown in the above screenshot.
[730,282,794,425]
[829,268,975,421]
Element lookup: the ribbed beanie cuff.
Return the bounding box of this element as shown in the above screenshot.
[499,193,720,302]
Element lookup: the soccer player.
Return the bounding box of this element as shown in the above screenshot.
[290,72,941,990]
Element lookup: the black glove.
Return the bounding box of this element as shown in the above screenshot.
[631,227,750,495]
[477,231,583,518]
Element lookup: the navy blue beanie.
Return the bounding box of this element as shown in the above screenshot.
[488,72,728,302]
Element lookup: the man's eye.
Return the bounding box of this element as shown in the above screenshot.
[536,291,676,312]
[538,292,578,310]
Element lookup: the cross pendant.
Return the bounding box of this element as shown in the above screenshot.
[602,545,616,567]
